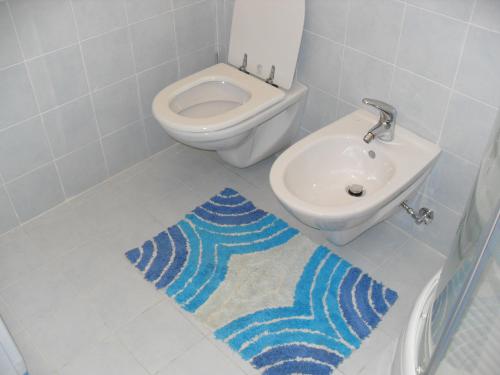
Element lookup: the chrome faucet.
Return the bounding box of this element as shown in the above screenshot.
[361,98,397,143]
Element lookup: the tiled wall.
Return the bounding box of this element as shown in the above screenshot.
[0,0,219,234]
[219,0,500,254]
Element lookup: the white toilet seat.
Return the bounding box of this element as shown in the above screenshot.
[153,63,285,134]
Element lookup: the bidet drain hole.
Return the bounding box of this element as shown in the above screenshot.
[346,184,365,197]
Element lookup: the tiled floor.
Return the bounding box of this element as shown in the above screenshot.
[0,144,445,375]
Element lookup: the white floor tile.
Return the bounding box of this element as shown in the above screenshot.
[145,185,206,227]
[0,229,46,289]
[22,202,87,261]
[25,294,111,369]
[71,181,158,240]
[0,260,78,327]
[110,158,185,205]
[0,145,449,375]
[84,263,163,331]
[337,329,396,375]
[157,339,246,375]
[58,240,129,296]
[118,300,203,373]
[373,237,444,288]
[0,296,22,335]
[222,154,277,190]
[340,222,410,267]
[11,330,58,375]
[60,337,149,375]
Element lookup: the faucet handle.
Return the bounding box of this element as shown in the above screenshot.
[362,98,397,124]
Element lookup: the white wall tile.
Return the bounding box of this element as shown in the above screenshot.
[0,64,38,129]
[137,61,179,117]
[81,28,135,90]
[179,45,217,78]
[390,68,450,142]
[0,117,52,181]
[7,163,65,222]
[56,141,107,198]
[422,151,478,214]
[347,0,405,63]
[472,0,500,32]
[130,12,177,72]
[173,0,203,9]
[297,31,343,96]
[72,0,128,40]
[125,0,172,24]
[340,48,393,105]
[406,0,475,21]
[397,6,467,86]
[144,117,176,155]
[103,122,149,175]
[301,87,338,133]
[175,0,217,55]
[0,0,217,229]
[27,45,89,111]
[441,93,498,164]
[93,77,141,136]
[0,186,18,235]
[337,100,358,118]
[389,193,462,256]
[43,95,99,157]
[455,26,500,107]
[0,3,23,69]
[304,0,349,44]
[9,0,78,59]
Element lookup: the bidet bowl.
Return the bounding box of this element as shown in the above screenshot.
[270,109,441,245]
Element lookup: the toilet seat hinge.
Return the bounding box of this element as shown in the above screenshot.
[239,53,249,74]
[266,65,278,87]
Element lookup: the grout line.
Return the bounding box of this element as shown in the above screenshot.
[215,0,221,58]
[6,1,68,202]
[2,3,25,226]
[1,1,217,235]
[2,116,149,190]
[123,0,153,157]
[171,0,182,79]
[436,0,479,146]
[334,0,352,118]
[387,2,408,100]
[69,0,111,179]
[0,0,213,75]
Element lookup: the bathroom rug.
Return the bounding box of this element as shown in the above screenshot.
[125,188,398,374]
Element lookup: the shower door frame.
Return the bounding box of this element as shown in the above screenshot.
[424,206,500,375]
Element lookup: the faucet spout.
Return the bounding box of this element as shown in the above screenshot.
[361,98,397,143]
[363,132,376,144]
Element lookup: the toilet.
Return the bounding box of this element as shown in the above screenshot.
[153,0,308,168]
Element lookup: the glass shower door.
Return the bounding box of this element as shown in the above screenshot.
[418,116,500,374]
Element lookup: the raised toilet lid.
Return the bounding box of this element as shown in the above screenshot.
[228,0,305,90]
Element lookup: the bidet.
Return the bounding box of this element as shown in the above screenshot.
[270,109,441,245]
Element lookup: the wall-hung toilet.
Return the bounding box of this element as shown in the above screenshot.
[153,0,307,168]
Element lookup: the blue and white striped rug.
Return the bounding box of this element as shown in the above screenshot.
[125,188,398,374]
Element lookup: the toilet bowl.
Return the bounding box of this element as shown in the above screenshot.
[270,110,441,245]
[153,0,307,168]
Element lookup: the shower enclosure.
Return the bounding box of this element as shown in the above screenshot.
[406,116,500,375]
